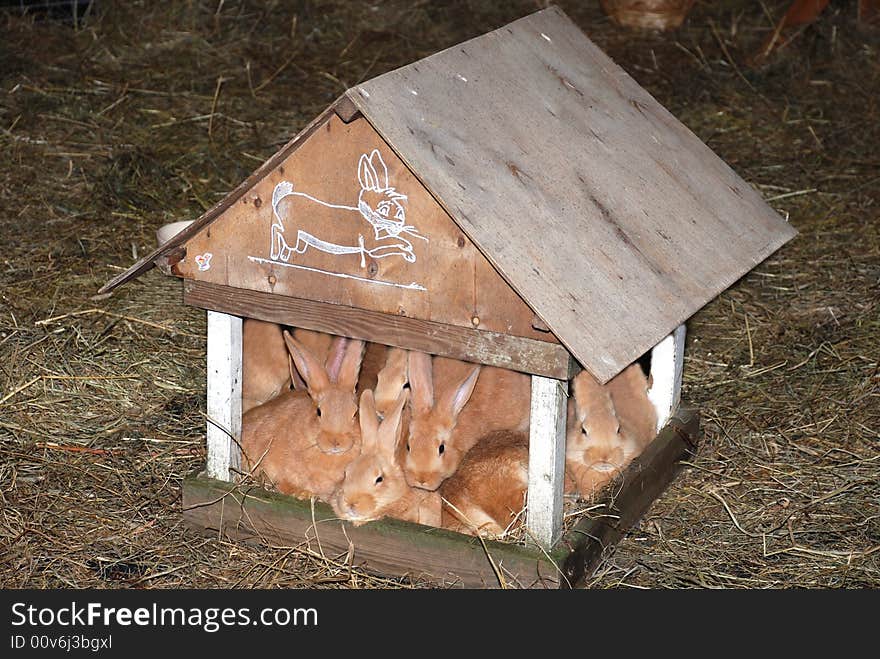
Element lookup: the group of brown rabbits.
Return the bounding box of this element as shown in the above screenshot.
[239,319,658,539]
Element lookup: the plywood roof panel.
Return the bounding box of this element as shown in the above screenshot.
[349,6,796,381]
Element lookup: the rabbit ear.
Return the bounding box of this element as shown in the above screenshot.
[368,149,389,189]
[359,389,380,449]
[323,336,348,382]
[571,374,588,424]
[571,371,594,419]
[288,354,306,391]
[444,366,481,420]
[407,351,434,413]
[284,331,331,396]
[374,348,409,409]
[358,152,379,191]
[572,370,620,438]
[377,388,409,455]
[334,339,365,390]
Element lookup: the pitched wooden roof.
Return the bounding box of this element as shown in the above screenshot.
[345,6,795,381]
[100,6,796,383]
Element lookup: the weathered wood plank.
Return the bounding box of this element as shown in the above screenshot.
[205,311,242,481]
[558,406,700,588]
[647,323,686,432]
[526,376,568,550]
[350,6,796,382]
[184,280,577,379]
[182,475,567,588]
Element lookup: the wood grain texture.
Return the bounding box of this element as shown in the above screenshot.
[349,6,796,382]
[174,113,556,344]
[182,475,566,588]
[184,280,577,379]
[205,311,242,481]
[558,406,700,588]
[526,376,568,550]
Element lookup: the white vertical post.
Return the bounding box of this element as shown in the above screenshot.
[526,375,568,550]
[206,310,242,481]
[647,323,686,432]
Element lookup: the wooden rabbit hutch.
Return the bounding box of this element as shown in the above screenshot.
[99,7,796,588]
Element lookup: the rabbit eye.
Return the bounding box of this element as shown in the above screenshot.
[438,443,445,456]
[316,407,322,418]
[405,441,410,452]
[395,207,404,221]
[375,475,383,484]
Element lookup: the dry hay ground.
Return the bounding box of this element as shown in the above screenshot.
[0,1,877,589]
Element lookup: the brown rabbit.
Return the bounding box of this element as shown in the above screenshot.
[240,390,355,500]
[372,347,409,418]
[356,342,387,398]
[565,368,640,497]
[356,344,409,413]
[240,336,364,500]
[404,352,531,491]
[331,389,442,527]
[439,430,529,538]
[241,319,291,414]
[366,345,412,468]
[284,331,365,454]
[606,362,658,449]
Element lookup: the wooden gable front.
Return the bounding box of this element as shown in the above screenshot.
[165,109,574,379]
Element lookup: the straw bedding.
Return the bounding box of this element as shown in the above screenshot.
[1,0,877,588]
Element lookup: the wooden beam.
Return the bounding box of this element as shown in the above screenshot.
[184,280,577,379]
[333,93,361,123]
[182,475,567,588]
[525,376,568,550]
[647,323,686,432]
[558,406,700,588]
[205,311,242,481]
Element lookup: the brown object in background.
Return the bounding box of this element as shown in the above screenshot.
[600,0,695,30]
[751,0,830,66]
[859,0,880,26]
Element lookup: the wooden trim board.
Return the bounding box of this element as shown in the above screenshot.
[182,475,567,588]
[205,311,242,481]
[526,375,568,550]
[183,280,578,379]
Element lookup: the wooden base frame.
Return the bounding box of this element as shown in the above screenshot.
[196,298,687,552]
[182,407,699,588]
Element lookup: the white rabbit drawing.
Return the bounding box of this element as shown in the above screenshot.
[270,149,427,269]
